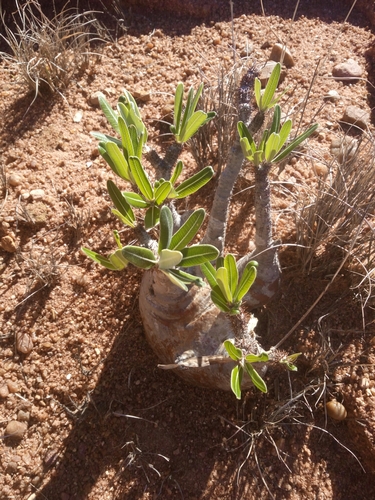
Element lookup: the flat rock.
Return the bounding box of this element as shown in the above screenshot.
[332,59,363,81]
[30,189,45,201]
[259,60,286,87]
[16,332,34,354]
[340,105,370,131]
[269,43,295,68]
[5,420,27,440]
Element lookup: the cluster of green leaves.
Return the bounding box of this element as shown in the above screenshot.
[91,91,214,230]
[201,255,258,315]
[83,205,219,291]
[238,63,318,166]
[171,83,216,143]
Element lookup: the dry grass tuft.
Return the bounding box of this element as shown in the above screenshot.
[295,132,375,306]
[0,0,103,101]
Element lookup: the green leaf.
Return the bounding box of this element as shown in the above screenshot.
[254,77,262,109]
[128,156,154,201]
[109,249,128,270]
[273,123,318,163]
[216,266,232,303]
[122,192,149,208]
[158,206,173,252]
[216,256,224,270]
[261,62,281,110]
[173,166,214,199]
[180,110,209,143]
[210,288,231,313]
[179,244,219,267]
[230,365,243,400]
[158,248,183,269]
[98,93,119,134]
[145,205,160,229]
[200,261,218,289]
[245,352,269,363]
[121,246,157,269]
[111,208,136,228]
[155,181,172,205]
[167,268,205,287]
[107,180,135,227]
[224,340,242,361]
[160,269,188,291]
[113,230,122,249]
[190,82,204,115]
[81,247,117,270]
[173,83,184,135]
[269,104,281,135]
[178,86,194,142]
[224,254,238,297]
[278,119,292,150]
[91,132,123,148]
[234,261,258,302]
[169,208,205,251]
[237,121,256,154]
[118,115,134,160]
[103,142,131,181]
[244,363,267,393]
[170,160,183,186]
[264,132,280,162]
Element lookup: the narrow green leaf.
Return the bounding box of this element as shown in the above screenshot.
[224,254,238,297]
[244,363,267,393]
[91,132,123,148]
[174,166,214,199]
[122,192,149,208]
[191,83,203,115]
[113,230,122,249]
[179,244,219,267]
[216,266,232,303]
[224,340,242,361]
[81,247,117,270]
[278,119,292,150]
[237,121,256,153]
[155,181,172,205]
[118,115,134,160]
[173,83,184,134]
[169,208,205,251]
[231,365,243,400]
[158,205,173,252]
[179,86,195,141]
[211,288,231,313]
[103,142,131,181]
[109,249,128,270]
[144,205,160,229]
[216,257,224,269]
[234,261,258,302]
[262,62,281,110]
[264,132,280,162]
[111,208,136,228]
[170,160,183,186]
[121,246,157,269]
[107,180,135,226]
[128,156,153,201]
[245,352,269,363]
[167,268,205,287]
[254,77,262,109]
[269,104,281,135]
[200,261,218,289]
[98,94,119,134]
[273,123,318,163]
[158,249,183,269]
[180,111,209,143]
[160,269,188,291]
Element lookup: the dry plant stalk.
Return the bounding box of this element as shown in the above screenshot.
[0,0,102,99]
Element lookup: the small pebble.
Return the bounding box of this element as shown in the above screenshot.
[332,59,363,81]
[324,89,340,102]
[0,235,17,253]
[8,173,23,187]
[7,380,20,393]
[30,189,45,201]
[88,91,103,107]
[269,43,294,67]
[16,332,34,355]
[5,420,27,440]
[17,410,30,422]
[340,105,370,131]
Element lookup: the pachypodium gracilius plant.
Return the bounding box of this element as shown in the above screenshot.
[82,63,315,397]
